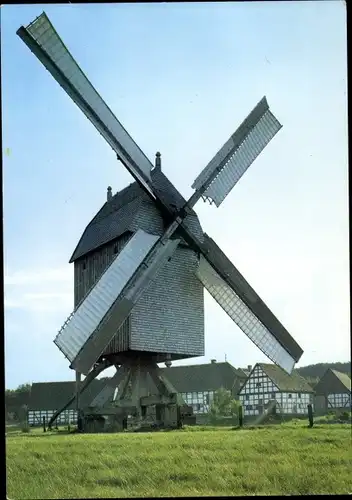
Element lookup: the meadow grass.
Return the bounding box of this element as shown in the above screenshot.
[6,423,352,498]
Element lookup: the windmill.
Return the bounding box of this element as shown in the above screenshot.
[17,12,303,431]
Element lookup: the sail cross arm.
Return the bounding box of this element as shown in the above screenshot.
[195,235,303,374]
[191,97,282,207]
[54,229,180,375]
[17,12,155,198]
[71,236,180,375]
[54,230,159,365]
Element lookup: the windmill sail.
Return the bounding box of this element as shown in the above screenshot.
[191,97,282,207]
[17,12,155,199]
[55,229,180,375]
[194,235,303,374]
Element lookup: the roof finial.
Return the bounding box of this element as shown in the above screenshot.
[107,186,112,202]
[155,151,161,171]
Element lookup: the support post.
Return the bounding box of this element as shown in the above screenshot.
[76,371,82,430]
[75,371,81,411]
[43,416,46,432]
[79,356,196,431]
[307,404,314,428]
[238,405,243,428]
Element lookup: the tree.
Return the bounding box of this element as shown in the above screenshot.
[16,383,31,394]
[295,362,351,379]
[5,383,31,398]
[5,383,31,423]
[209,387,240,423]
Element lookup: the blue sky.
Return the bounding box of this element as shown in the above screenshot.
[2,2,348,389]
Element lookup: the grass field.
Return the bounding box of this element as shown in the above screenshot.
[6,423,352,498]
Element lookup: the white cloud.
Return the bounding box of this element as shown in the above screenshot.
[5,292,73,313]
[4,266,74,335]
[4,266,72,286]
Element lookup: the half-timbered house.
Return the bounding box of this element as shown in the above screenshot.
[238,363,314,417]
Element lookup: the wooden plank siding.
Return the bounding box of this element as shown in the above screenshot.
[73,232,132,355]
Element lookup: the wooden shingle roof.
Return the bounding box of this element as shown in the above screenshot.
[258,363,313,393]
[314,368,351,396]
[161,362,247,393]
[330,370,351,392]
[29,379,105,411]
[69,168,204,262]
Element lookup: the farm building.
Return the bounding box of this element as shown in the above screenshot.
[27,361,246,425]
[164,360,247,415]
[238,363,314,417]
[28,379,104,426]
[313,369,351,414]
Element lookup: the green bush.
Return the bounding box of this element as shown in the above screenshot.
[339,411,351,422]
[209,388,240,425]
